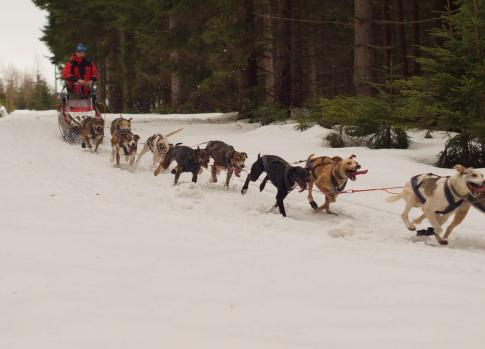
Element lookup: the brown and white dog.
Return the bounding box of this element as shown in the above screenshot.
[135,128,183,167]
[386,165,485,245]
[205,140,248,188]
[79,116,104,152]
[111,129,140,167]
[110,115,132,137]
[306,154,362,214]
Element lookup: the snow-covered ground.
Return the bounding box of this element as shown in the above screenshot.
[1,110,485,349]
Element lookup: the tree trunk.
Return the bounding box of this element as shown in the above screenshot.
[394,0,408,76]
[169,12,182,110]
[237,0,258,110]
[354,0,373,96]
[382,0,392,70]
[411,0,421,75]
[274,0,292,109]
[290,4,303,107]
[307,43,317,100]
[107,32,123,113]
[261,0,274,103]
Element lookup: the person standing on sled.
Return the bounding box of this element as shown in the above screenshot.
[62,43,98,99]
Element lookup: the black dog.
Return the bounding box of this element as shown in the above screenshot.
[155,145,210,184]
[241,154,309,217]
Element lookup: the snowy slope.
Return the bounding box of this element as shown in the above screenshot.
[1,110,485,349]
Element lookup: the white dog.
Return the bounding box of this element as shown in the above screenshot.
[387,165,485,245]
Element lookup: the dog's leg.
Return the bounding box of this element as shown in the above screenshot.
[412,214,426,226]
[94,136,102,152]
[135,144,149,165]
[225,169,234,189]
[421,207,448,245]
[276,190,289,217]
[401,201,417,231]
[211,165,218,183]
[192,170,199,183]
[241,159,264,195]
[115,147,121,167]
[173,167,182,185]
[259,175,269,192]
[307,180,318,210]
[444,204,471,240]
[318,194,337,215]
[129,152,136,167]
[154,154,172,176]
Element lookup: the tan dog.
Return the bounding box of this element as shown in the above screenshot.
[306,155,362,214]
[415,193,485,241]
[110,115,132,137]
[135,128,183,167]
[79,117,104,152]
[386,165,485,245]
[111,129,140,167]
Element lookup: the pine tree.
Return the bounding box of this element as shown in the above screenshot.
[401,0,485,167]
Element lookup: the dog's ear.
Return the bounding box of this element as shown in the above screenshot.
[134,135,140,142]
[454,164,466,174]
[349,154,356,159]
[128,117,133,122]
[119,114,124,119]
[242,152,248,160]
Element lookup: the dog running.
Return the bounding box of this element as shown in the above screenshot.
[306,154,364,214]
[154,145,210,185]
[110,115,132,137]
[111,129,140,168]
[241,154,309,217]
[387,165,485,245]
[79,116,104,152]
[135,128,183,167]
[205,140,248,188]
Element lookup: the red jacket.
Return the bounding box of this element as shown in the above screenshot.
[63,54,97,83]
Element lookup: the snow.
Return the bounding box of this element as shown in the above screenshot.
[1,110,485,349]
[0,105,7,117]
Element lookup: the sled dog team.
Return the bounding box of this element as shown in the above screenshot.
[78,115,485,246]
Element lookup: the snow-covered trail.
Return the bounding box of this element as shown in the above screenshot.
[1,110,485,349]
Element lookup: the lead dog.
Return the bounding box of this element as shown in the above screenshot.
[135,128,183,167]
[241,154,309,217]
[205,140,247,188]
[386,165,485,245]
[111,129,140,167]
[154,145,210,185]
[79,116,104,152]
[306,154,362,214]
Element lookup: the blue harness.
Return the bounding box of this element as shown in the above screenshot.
[411,174,464,215]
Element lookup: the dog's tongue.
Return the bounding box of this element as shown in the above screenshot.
[471,184,485,193]
[355,169,368,176]
[234,168,242,177]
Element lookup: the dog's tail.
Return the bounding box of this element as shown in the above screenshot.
[386,193,403,203]
[307,153,315,161]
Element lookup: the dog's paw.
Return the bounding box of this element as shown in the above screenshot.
[310,201,318,210]
[171,169,176,175]
[241,188,248,195]
[407,225,417,231]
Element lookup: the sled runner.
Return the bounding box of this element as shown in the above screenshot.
[57,85,102,143]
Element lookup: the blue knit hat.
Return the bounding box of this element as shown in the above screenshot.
[74,43,88,53]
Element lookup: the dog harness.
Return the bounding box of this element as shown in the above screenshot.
[411,174,464,215]
[306,157,330,180]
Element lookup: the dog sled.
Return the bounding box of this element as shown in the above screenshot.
[57,86,102,143]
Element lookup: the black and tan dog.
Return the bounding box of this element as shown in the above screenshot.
[306,155,362,214]
[205,140,248,188]
[154,145,210,185]
[111,129,140,167]
[135,128,183,167]
[241,154,309,217]
[79,116,104,152]
[110,115,132,137]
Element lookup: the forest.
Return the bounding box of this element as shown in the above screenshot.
[24,0,485,167]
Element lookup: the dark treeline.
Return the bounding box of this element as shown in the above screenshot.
[33,0,485,167]
[33,0,441,113]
